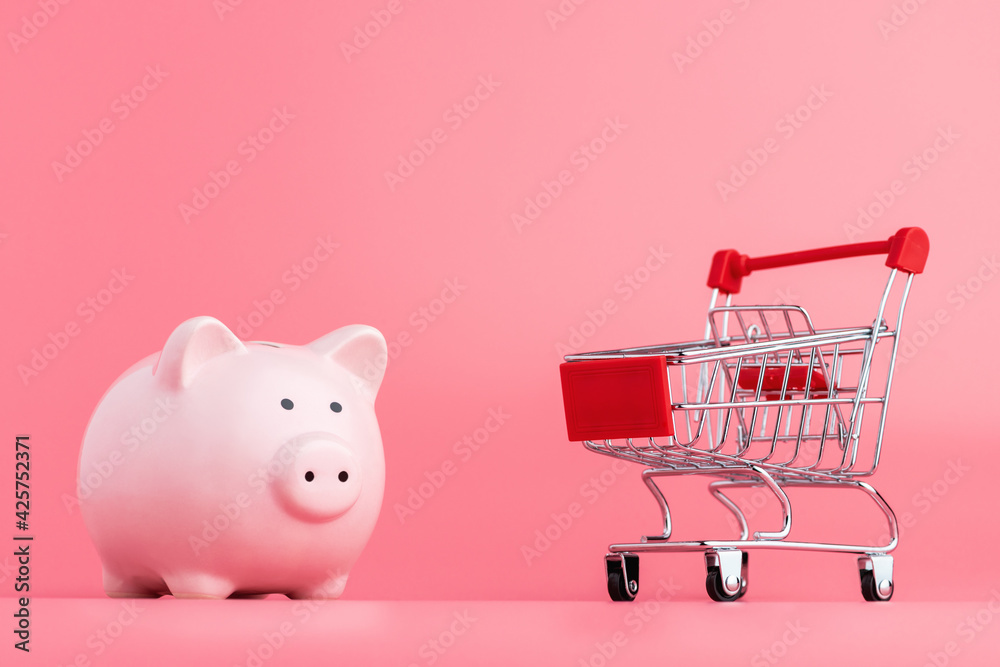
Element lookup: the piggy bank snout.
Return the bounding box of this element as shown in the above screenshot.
[273,437,363,522]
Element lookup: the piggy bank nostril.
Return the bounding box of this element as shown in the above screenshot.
[274,438,363,522]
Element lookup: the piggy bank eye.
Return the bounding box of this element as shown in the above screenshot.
[281,398,294,410]
[330,402,342,413]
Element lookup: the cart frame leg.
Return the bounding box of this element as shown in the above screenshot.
[641,469,672,541]
[640,464,792,543]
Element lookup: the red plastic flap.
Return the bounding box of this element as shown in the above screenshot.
[737,364,828,399]
[560,357,673,441]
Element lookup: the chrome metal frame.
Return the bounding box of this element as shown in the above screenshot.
[566,268,914,592]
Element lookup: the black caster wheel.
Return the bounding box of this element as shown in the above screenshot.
[858,555,893,601]
[705,551,748,602]
[606,554,638,602]
[860,569,893,601]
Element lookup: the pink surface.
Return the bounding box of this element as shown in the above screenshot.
[1,0,998,649]
[14,598,1000,666]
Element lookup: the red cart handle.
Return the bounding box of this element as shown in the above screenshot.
[707,227,929,294]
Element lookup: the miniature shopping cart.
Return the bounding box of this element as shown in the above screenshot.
[560,228,929,602]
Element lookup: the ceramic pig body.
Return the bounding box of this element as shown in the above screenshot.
[79,316,387,599]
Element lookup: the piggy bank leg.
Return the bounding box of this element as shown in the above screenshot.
[288,572,349,600]
[103,569,164,598]
[163,572,236,600]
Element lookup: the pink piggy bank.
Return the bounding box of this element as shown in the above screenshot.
[78,316,387,599]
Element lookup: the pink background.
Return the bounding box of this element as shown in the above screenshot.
[2,0,999,663]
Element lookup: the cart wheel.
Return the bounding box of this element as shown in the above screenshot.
[605,554,638,602]
[859,569,893,601]
[858,555,893,602]
[705,551,748,602]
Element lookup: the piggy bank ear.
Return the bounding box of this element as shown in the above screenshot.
[309,325,387,399]
[154,316,247,390]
